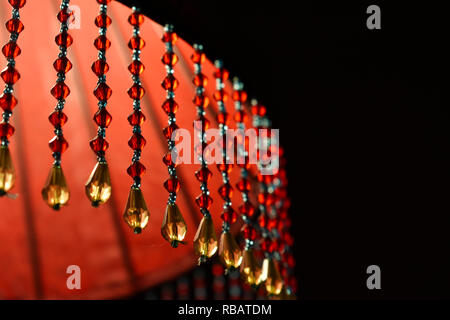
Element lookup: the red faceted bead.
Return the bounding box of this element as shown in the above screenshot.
[233,90,248,103]
[163,123,179,139]
[89,136,109,153]
[161,99,179,114]
[214,89,228,102]
[49,135,69,154]
[193,116,210,132]
[95,14,111,28]
[94,35,111,50]
[57,9,72,23]
[216,112,229,125]
[242,225,257,241]
[162,52,178,67]
[236,178,251,193]
[1,66,20,85]
[55,31,73,47]
[162,32,178,44]
[191,51,205,64]
[163,152,180,167]
[234,110,248,123]
[128,133,146,151]
[127,161,146,178]
[93,83,112,101]
[91,60,109,76]
[222,207,238,224]
[193,73,208,87]
[96,0,112,4]
[53,57,72,73]
[128,36,145,50]
[196,194,213,209]
[0,122,15,139]
[93,108,112,128]
[195,167,212,183]
[51,82,70,100]
[217,163,233,174]
[0,93,17,112]
[127,110,146,126]
[164,177,180,193]
[238,202,256,218]
[252,104,267,117]
[161,74,179,91]
[128,12,145,26]
[128,60,144,75]
[5,18,24,33]
[2,42,21,59]
[49,111,68,127]
[193,95,209,108]
[127,84,145,100]
[213,68,229,81]
[218,183,234,200]
[260,238,272,252]
[8,0,26,8]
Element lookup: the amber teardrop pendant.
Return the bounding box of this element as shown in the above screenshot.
[123,187,149,234]
[85,161,112,207]
[193,214,218,264]
[161,203,187,248]
[261,257,284,296]
[240,248,262,287]
[41,164,70,210]
[0,145,15,196]
[218,231,242,271]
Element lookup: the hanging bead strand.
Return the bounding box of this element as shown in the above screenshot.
[122,7,149,234]
[0,0,27,197]
[41,0,73,210]
[160,24,188,247]
[85,0,113,207]
[190,45,217,264]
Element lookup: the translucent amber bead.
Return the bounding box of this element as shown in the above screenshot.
[41,165,70,210]
[240,248,262,287]
[0,146,15,195]
[261,258,283,296]
[85,162,111,207]
[161,203,187,247]
[218,232,242,270]
[193,215,218,264]
[123,187,149,234]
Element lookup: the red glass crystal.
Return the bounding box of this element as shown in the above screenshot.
[193,116,210,132]
[233,90,248,103]
[127,110,146,126]
[96,0,112,4]
[91,60,109,76]
[94,35,111,50]
[5,18,24,33]
[95,14,111,28]
[242,225,257,241]
[127,161,146,178]
[193,95,209,108]
[55,31,73,47]
[191,51,205,64]
[128,12,144,26]
[233,110,248,123]
[238,202,256,218]
[193,73,208,87]
[196,194,213,209]
[161,99,179,115]
[1,66,20,85]
[0,122,15,139]
[218,183,234,200]
[213,89,228,102]
[161,74,179,91]
[164,177,180,193]
[128,60,144,75]
[51,82,70,100]
[217,163,233,174]
[236,178,251,192]
[53,57,72,73]
[49,111,68,127]
[216,112,229,125]
[0,93,17,112]
[49,135,69,154]
[162,52,178,67]
[127,84,145,100]
[252,104,267,117]
[162,152,180,167]
[213,68,229,81]
[57,9,72,23]
[221,207,237,224]
[89,136,109,153]
[128,133,146,151]
[195,167,212,183]
[93,83,112,101]
[162,32,178,44]
[2,42,21,59]
[93,108,112,128]
[163,123,179,139]
[8,0,26,8]
[128,36,145,50]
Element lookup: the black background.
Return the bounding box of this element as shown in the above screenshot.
[117,0,450,299]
